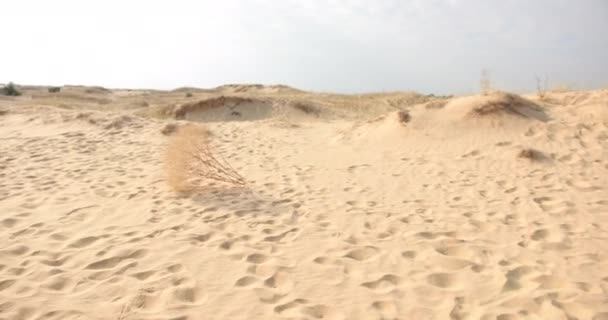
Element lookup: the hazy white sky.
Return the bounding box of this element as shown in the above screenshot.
[2,0,607,94]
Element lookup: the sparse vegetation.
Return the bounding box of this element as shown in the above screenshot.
[48,86,62,93]
[469,92,548,121]
[518,148,545,161]
[164,125,246,192]
[1,82,22,96]
[186,92,193,98]
[425,100,448,109]
[536,75,548,99]
[292,101,321,116]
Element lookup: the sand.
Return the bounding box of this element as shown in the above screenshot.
[0,86,607,320]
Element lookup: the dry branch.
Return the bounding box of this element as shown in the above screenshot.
[165,125,246,192]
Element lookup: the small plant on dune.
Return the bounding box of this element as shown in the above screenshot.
[536,75,548,100]
[164,125,246,192]
[48,86,62,93]
[1,82,21,96]
[397,110,411,123]
[518,148,545,161]
[480,69,492,96]
[185,92,193,98]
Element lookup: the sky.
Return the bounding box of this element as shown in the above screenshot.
[2,0,607,94]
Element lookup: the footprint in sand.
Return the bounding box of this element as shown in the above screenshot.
[264,271,293,292]
[361,274,401,292]
[344,246,379,261]
[246,253,269,264]
[68,236,100,248]
[235,276,258,287]
[85,249,148,270]
[302,304,344,320]
[372,300,399,320]
[426,272,461,289]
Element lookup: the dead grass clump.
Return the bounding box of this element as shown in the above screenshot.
[164,125,246,192]
[104,115,133,130]
[470,92,548,121]
[425,100,448,109]
[291,101,321,116]
[84,86,111,94]
[397,110,411,123]
[161,123,179,136]
[518,148,545,161]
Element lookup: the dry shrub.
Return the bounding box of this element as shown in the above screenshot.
[164,125,246,192]
[291,101,321,116]
[1,82,21,96]
[518,148,545,161]
[397,110,411,123]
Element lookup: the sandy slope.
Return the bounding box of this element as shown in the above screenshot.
[0,87,607,320]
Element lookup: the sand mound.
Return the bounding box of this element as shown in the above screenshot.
[340,93,550,144]
[445,92,548,121]
[172,96,274,122]
[171,96,328,122]
[63,85,112,94]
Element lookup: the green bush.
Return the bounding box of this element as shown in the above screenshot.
[48,86,62,93]
[2,82,21,96]
[185,92,193,98]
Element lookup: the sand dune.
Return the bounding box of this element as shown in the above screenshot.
[0,86,607,319]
